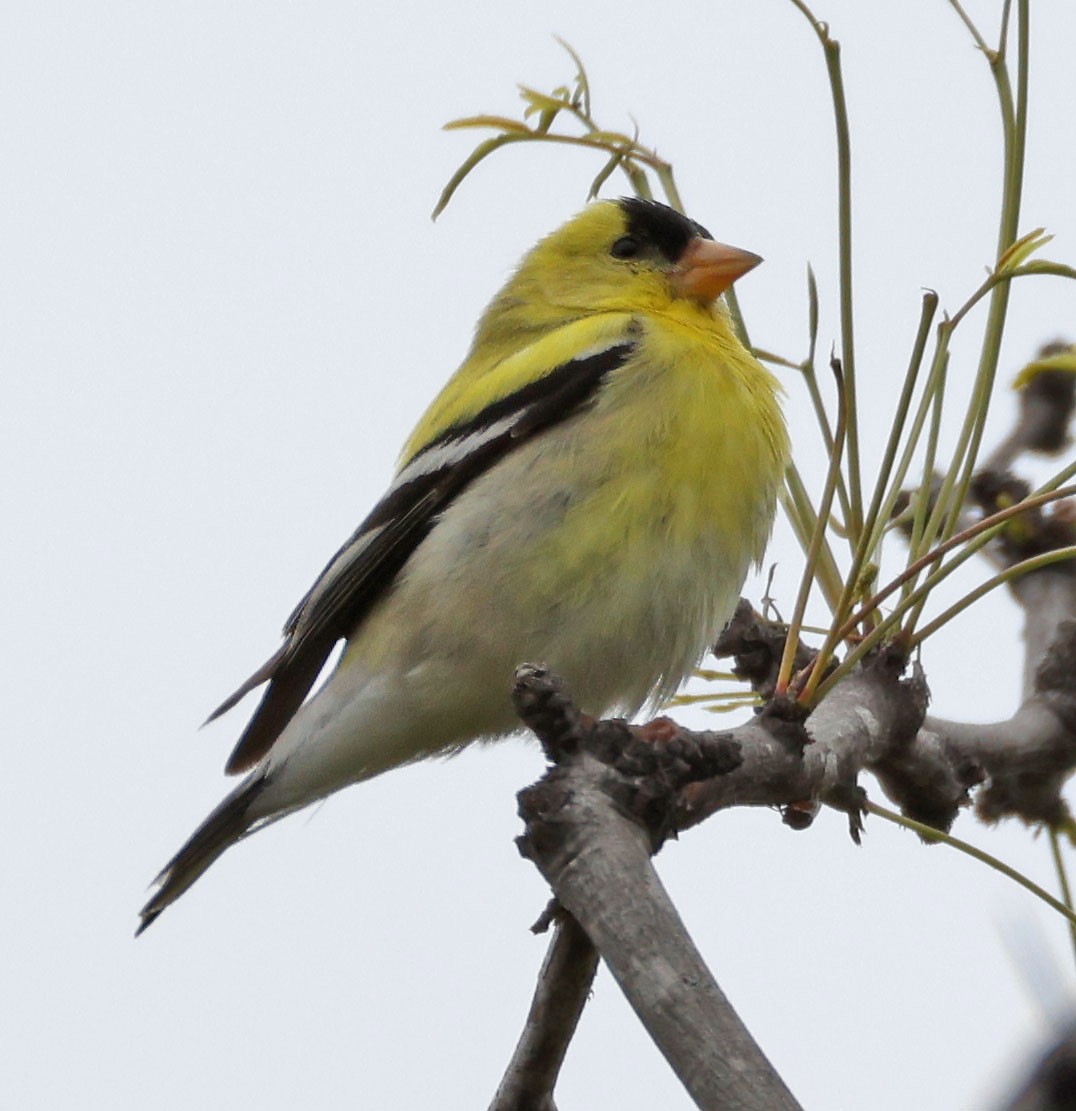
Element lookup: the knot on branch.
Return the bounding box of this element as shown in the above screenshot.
[1011,342,1076,455]
[511,662,590,758]
[976,776,1072,828]
[1034,619,1076,732]
[798,653,903,842]
[512,664,742,853]
[843,654,972,834]
[865,645,930,747]
[885,725,984,835]
[752,697,818,833]
[714,599,834,698]
[961,620,1076,827]
[959,619,1076,827]
[512,664,742,787]
[971,472,1076,564]
[892,476,944,539]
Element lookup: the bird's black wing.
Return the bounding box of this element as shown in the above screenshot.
[211,335,638,773]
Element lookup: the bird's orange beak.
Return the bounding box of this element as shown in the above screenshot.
[670,238,762,304]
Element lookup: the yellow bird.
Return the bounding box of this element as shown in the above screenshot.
[139,198,787,932]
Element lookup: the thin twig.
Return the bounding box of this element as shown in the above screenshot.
[789,0,862,546]
[776,358,848,695]
[1048,828,1076,973]
[867,801,1076,930]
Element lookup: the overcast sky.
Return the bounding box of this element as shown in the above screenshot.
[5,2,1076,1109]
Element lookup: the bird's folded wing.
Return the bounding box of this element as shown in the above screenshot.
[211,330,639,774]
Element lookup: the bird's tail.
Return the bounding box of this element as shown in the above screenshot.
[137,773,267,935]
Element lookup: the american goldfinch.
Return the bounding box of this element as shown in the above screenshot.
[139,198,788,932]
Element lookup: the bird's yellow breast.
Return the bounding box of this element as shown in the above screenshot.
[534,302,787,592]
[353,299,786,723]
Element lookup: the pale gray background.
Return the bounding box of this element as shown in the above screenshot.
[5,2,1076,1108]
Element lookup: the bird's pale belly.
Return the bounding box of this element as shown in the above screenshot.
[349,426,755,745]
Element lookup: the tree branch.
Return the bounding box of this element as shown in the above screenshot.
[507,665,800,1111]
[680,610,930,835]
[923,612,1076,824]
[496,572,1076,1103]
[494,343,1076,1107]
[489,913,598,1111]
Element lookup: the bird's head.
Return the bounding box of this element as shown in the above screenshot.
[493,197,761,322]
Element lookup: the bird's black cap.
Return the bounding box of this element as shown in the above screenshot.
[617,197,713,264]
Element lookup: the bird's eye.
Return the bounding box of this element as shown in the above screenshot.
[610,236,640,260]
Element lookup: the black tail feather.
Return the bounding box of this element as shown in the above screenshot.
[137,773,267,936]
[223,649,327,775]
